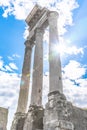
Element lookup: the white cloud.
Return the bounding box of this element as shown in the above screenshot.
[0,0,11,7]
[0,72,20,130]
[0,56,20,130]
[58,37,84,56]
[43,73,49,106]
[8,56,14,61]
[23,26,29,39]
[5,65,13,72]
[8,54,20,61]
[0,57,4,70]
[0,57,18,72]
[43,28,49,43]
[12,54,20,58]
[63,60,86,80]
[64,45,83,55]
[0,0,79,36]
[56,0,79,35]
[0,69,20,109]
[62,60,87,108]
[63,78,87,108]
[9,63,18,70]
[43,43,84,62]
[54,44,84,57]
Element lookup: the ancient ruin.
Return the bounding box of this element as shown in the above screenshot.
[0,107,8,130]
[10,4,87,130]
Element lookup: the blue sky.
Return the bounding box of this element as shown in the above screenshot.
[0,0,87,130]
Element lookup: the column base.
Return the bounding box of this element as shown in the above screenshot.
[11,112,26,130]
[43,91,74,130]
[23,105,44,130]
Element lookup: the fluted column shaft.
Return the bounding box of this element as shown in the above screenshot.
[31,28,44,106]
[17,40,32,113]
[48,11,63,93]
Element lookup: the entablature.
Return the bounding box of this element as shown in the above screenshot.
[25,4,50,42]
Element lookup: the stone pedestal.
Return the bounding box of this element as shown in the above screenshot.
[23,106,44,130]
[43,91,74,130]
[11,112,26,130]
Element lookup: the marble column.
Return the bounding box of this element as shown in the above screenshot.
[30,28,44,106]
[48,11,63,93]
[17,40,32,113]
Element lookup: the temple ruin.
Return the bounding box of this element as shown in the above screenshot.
[10,4,87,130]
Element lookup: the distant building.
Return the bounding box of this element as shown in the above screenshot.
[0,107,8,130]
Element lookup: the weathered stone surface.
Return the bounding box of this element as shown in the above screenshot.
[16,117,25,130]
[70,106,87,130]
[59,120,74,130]
[11,112,26,130]
[44,91,87,130]
[23,106,44,130]
[0,107,8,130]
[25,4,48,32]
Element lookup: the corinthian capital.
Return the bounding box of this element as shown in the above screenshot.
[24,40,33,49]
